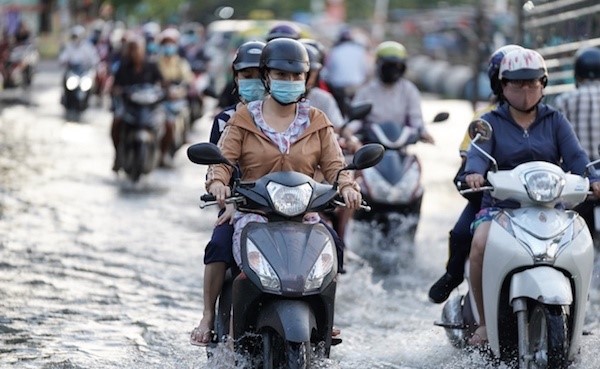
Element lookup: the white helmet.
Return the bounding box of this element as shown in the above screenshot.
[142,22,161,38]
[70,25,86,40]
[499,48,548,81]
[159,28,180,44]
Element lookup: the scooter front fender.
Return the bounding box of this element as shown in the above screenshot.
[256,300,316,343]
[509,266,573,305]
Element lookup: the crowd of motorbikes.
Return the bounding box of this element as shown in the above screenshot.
[54,22,214,183]
[5,19,593,369]
[0,32,39,97]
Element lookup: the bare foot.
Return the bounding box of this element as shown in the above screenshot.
[190,315,215,347]
[468,325,488,346]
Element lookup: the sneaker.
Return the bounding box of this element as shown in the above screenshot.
[428,273,463,304]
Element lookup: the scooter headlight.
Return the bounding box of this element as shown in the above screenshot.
[523,170,565,203]
[266,182,312,217]
[66,76,79,91]
[79,76,93,92]
[247,239,280,291]
[305,239,335,291]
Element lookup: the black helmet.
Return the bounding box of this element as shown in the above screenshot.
[266,22,301,42]
[298,38,326,65]
[302,44,322,71]
[260,38,309,74]
[574,47,600,80]
[232,40,265,71]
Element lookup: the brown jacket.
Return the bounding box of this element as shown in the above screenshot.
[206,105,358,193]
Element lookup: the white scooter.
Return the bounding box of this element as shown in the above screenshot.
[435,119,594,369]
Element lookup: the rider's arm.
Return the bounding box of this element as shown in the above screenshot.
[464,131,494,177]
[205,123,242,191]
[555,113,595,177]
[58,44,70,66]
[404,81,426,132]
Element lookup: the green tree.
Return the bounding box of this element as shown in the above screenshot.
[113,0,478,24]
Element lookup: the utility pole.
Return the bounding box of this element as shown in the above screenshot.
[471,0,485,111]
[372,0,388,44]
[515,0,525,45]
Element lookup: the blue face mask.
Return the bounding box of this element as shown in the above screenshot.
[237,78,265,103]
[147,42,159,54]
[269,80,305,105]
[161,44,178,56]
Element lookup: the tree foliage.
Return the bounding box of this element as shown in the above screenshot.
[114,0,478,24]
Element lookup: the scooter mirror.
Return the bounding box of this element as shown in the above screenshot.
[187,142,231,166]
[432,112,449,123]
[468,119,493,141]
[349,143,385,170]
[346,103,372,122]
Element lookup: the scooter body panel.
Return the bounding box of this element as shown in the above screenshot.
[256,300,316,343]
[482,207,593,359]
[509,267,572,305]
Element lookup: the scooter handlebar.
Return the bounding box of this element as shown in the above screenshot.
[332,199,371,212]
[456,180,493,195]
[199,194,245,209]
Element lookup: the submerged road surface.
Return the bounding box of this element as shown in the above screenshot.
[2,61,600,369]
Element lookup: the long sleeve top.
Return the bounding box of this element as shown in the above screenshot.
[465,102,592,208]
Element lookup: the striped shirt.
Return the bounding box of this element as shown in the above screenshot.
[553,81,600,160]
[209,104,237,144]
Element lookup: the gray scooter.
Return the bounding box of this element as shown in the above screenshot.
[187,142,384,368]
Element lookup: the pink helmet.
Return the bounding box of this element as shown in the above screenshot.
[499,48,548,81]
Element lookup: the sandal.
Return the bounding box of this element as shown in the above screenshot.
[468,325,488,346]
[190,326,215,347]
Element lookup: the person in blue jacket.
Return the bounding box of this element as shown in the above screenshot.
[462,48,600,346]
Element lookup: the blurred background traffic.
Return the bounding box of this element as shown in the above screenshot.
[1,0,598,109]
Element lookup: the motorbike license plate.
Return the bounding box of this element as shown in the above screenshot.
[594,206,600,231]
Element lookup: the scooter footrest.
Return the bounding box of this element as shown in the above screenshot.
[434,321,467,329]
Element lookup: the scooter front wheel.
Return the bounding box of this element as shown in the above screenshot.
[528,304,569,369]
[262,330,310,369]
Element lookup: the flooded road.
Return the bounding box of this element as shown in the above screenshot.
[2,61,600,369]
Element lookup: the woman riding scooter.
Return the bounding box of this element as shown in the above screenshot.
[111,36,164,172]
[191,38,361,346]
[428,44,524,304]
[462,48,600,345]
[156,28,193,167]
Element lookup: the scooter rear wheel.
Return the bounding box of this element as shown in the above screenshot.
[528,304,569,369]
